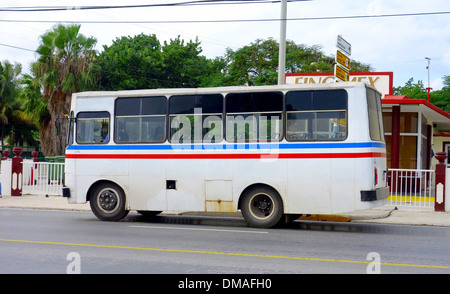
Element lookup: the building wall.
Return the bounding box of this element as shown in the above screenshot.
[432,135,450,169]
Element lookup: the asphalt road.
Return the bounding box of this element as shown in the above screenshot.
[1,208,449,276]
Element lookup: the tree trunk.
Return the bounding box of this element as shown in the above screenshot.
[39,92,72,156]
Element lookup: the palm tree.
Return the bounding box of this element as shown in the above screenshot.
[33,24,98,156]
[0,60,22,145]
[19,72,46,146]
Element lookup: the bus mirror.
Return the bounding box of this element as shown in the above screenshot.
[55,120,61,136]
[55,114,73,136]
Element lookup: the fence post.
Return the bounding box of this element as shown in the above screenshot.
[1,150,11,196]
[434,152,446,212]
[30,151,39,185]
[11,147,23,196]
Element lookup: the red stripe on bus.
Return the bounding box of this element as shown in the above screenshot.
[65,152,386,159]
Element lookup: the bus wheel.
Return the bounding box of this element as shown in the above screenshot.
[241,186,284,228]
[90,183,129,221]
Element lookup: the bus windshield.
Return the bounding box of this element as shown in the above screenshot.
[367,88,385,142]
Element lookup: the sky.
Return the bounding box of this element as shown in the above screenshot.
[0,0,449,91]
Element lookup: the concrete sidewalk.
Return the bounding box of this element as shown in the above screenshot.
[1,194,450,227]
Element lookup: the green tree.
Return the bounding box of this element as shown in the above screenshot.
[393,78,428,98]
[222,39,279,85]
[32,24,98,156]
[160,37,223,88]
[97,34,222,90]
[0,60,22,144]
[430,76,450,113]
[222,38,373,86]
[0,61,38,147]
[19,72,47,145]
[392,76,450,113]
[97,33,162,90]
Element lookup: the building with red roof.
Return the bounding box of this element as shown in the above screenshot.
[286,72,450,171]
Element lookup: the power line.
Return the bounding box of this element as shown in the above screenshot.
[0,43,34,52]
[0,1,308,12]
[0,10,448,24]
[1,9,448,56]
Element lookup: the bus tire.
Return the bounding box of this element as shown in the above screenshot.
[90,182,129,221]
[241,186,284,228]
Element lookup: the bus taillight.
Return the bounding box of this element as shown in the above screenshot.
[374,167,378,185]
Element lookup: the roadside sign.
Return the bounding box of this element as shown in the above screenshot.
[336,50,351,70]
[336,35,351,56]
[334,64,349,82]
[334,35,351,82]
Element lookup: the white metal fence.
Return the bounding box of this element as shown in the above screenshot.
[388,168,435,208]
[22,161,64,196]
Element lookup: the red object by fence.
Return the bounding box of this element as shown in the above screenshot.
[434,152,447,212]
[11,147,23,196]
[2,150,9,160]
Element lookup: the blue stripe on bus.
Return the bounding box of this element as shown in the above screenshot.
[66,142,385,151]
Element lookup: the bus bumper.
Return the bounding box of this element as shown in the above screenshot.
[361,186,389,201]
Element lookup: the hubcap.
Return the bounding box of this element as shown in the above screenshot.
[250,194,273,219]
[98,189,119,212]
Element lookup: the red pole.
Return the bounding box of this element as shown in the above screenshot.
[11,147,23,196]
[391,106,400,194]
[391,106,400,169]
[434,152,447,212]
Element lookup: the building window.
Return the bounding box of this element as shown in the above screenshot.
[383,112,419,169]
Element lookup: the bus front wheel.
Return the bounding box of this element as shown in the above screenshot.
[90,183,129,221]
[241,186,284,228]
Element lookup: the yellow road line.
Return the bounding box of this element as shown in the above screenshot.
[1,238,449,269]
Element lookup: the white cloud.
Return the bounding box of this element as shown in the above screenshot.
[431,78,444,90]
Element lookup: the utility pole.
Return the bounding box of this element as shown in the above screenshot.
[425,57,432,102]
[277,0,287,85]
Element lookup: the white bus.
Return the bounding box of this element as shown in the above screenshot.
[63,82,388,228]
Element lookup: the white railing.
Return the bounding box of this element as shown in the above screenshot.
[22,161,64,196]
[388,168,435,208]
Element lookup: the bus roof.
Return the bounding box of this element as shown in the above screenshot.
[72,82,378,99]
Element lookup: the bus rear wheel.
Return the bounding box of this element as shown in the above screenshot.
[241,186,284,228]
[90,183,129,221]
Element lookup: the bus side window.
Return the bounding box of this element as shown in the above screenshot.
[225,91,283,143]
[76,111,110,144]
[169,94,223,144]
[285,90,347,141]
[115,96,167,143]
